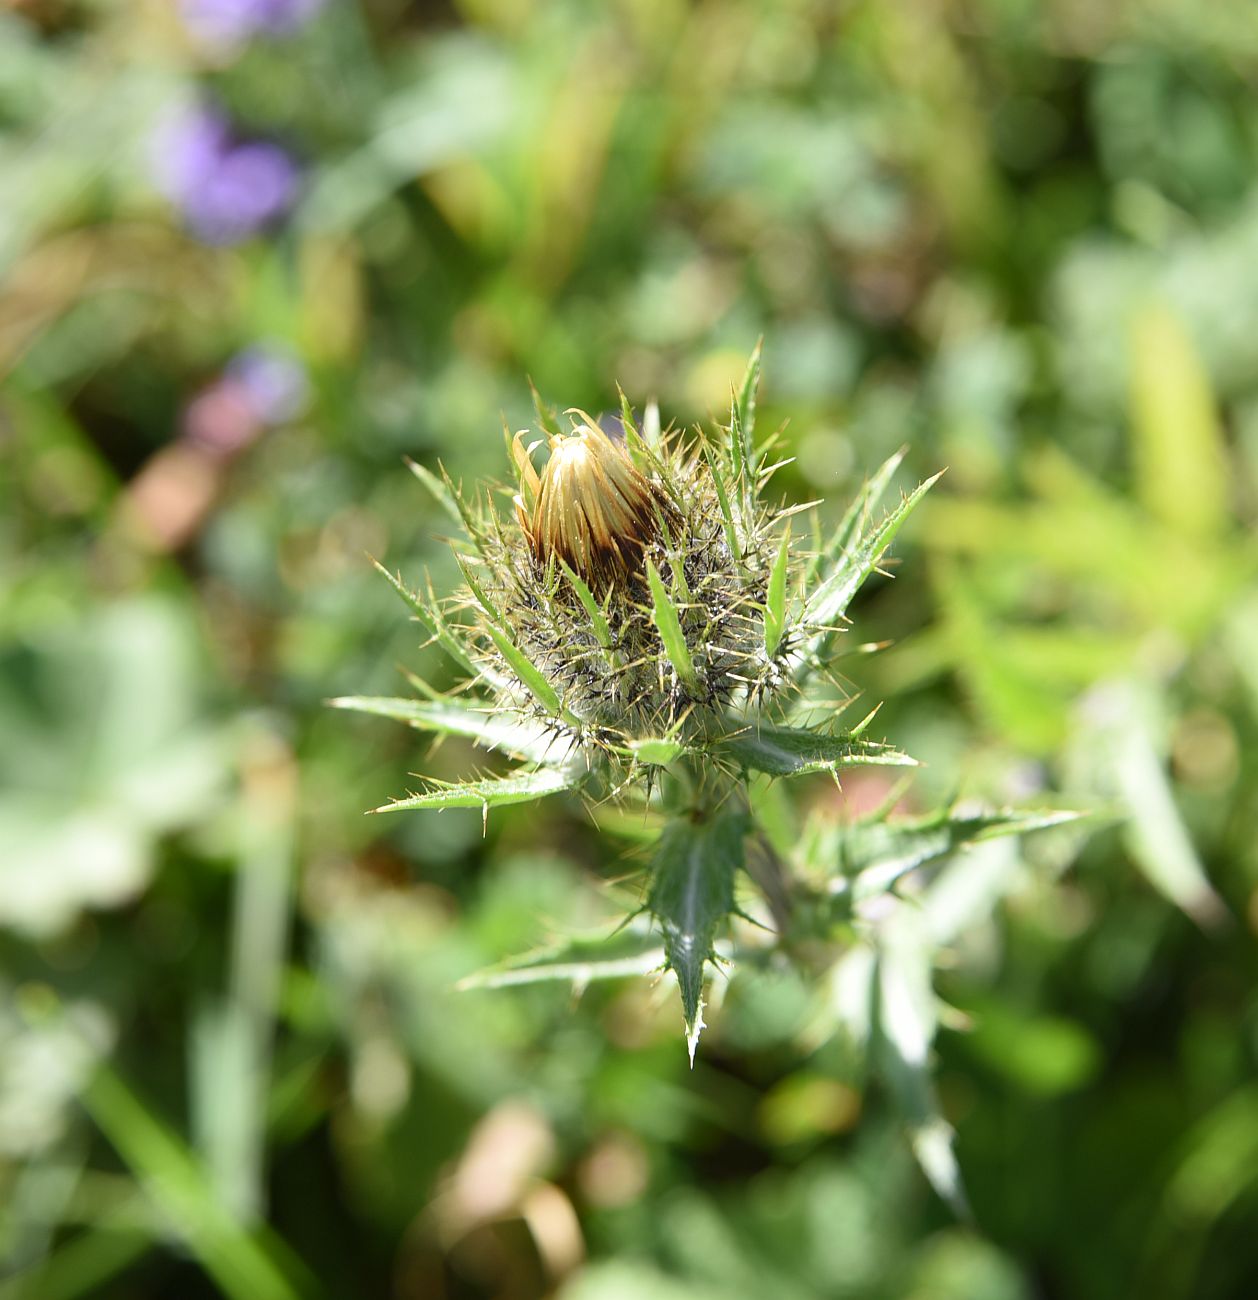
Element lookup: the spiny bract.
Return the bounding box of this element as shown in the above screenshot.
[335,347,941,1054]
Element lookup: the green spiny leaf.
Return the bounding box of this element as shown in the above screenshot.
[370,559,482,681]
[457,919,663,990]
[703,438,743,563]
[622,735,689,765]
[560,560,613,650]
[648,810,748,1062]
[437,463,491,554]
[646,559,698,691]
[733,337,763,455]
[764,523,792,658]
[371,765,579,814]
[809,446,907,584]
[804,471,943,636]
[485,624,566,719]
[721,724,917,778]
[836,806,1086,902]
[404,456,464,531]
[328,695,565,764]
[529,378,562,437]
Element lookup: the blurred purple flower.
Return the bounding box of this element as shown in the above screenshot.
[152,106,299,245]
[180,0,326,46]
[183,345,310,454]
[227,347,310,424]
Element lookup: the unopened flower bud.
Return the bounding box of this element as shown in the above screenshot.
[525,417,657,586]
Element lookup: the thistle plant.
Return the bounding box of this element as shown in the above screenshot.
[335,348,1078,1202]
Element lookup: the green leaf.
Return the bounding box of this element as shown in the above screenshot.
[731,337,763,464]
[808,447,907,585]
[370,765,580,814]
[529,378,562,437]
[82,1067,305,1300]
[646,559,698,691]
[764,523,791,658]
[702,438,742,563]
[728,341,763,530]
[720,724,917,778]
[648,810,747,1063]
[835,806,1085,902]
[328,695,564,764]
[560,561,613,650]
[875,908,970,1219]
[484,624,569,720]
[1129,304,1229,541]
[434,463,491,554]
[457,920,664,990]
[370,559,483,682]
[404,456,464,530]
[804,471,943,634]
[623,736,688,765]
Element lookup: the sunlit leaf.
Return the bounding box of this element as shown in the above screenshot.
[648,809,747,1062]
[328,695,565,764]
[457,920,664,990]
[720,724,916,778]
[371,765,581,814]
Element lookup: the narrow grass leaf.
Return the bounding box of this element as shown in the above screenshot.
[1129,304,1229,541]
[82,1068,303,1300]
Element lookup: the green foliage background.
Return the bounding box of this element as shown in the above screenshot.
[2,1,1258,1297]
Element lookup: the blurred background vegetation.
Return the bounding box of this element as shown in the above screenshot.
[2,0,1258,1296]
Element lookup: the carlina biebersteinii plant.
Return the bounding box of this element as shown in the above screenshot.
[334,347,1083,1204]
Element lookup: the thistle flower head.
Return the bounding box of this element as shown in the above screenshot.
[340,347,942,1054]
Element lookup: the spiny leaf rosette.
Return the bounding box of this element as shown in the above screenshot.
[335,348,942,1058]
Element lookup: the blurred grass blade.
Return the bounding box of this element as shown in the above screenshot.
[1129,305,1229,541]
[646,559,698,691]
[648,810,747,1064]
[721,724,917,778]
[370,765,580,814]
[82,1068,304,1300]
[329,695,562,763]
[1074,682,1225,928]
